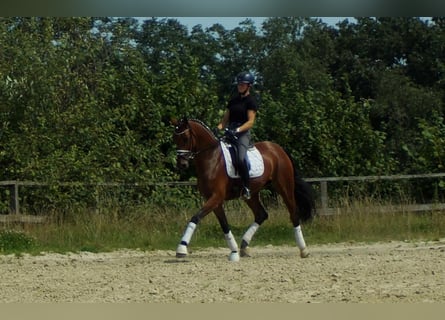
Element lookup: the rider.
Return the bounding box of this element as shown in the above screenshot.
[217,71,259,200]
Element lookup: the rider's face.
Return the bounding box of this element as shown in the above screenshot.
[237,82,249,93]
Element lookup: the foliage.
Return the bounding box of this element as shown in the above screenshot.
[0,229,36,253]
[0,17,444,212]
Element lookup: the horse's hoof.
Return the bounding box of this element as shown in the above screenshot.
[240,247,251,257]
[300,248,310,258]
[229,251,240,262]
[176,244,188,258]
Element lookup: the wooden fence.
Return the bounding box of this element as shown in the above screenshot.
[304,173,445,215]
[1,173,445,222]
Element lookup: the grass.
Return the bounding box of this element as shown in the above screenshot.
[1,198,444,255]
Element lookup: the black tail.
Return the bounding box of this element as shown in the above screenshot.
[294,174,315,222]
[287,152,315,223]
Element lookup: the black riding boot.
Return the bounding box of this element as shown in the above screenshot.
[239,161,251,200]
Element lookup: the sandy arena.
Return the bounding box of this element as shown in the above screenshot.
[0,240,444,303]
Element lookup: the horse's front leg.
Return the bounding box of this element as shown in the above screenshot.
[176,196,220,258]
[213,205,240,262]
[240,194,269,257]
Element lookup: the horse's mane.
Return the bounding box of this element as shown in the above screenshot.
[188,118,218,140]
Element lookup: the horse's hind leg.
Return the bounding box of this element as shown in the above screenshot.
[275,173,310,258]
[214,205,240,262]
[294,225,309,258]
[240,194,269,257]
[285,197,309,258]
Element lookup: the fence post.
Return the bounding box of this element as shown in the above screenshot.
[320,181,328,215]
[9,182,19,215]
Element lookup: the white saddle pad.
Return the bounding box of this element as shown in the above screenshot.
[220,141,264,179]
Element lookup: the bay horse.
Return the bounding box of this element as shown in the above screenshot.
[172,117,315,261]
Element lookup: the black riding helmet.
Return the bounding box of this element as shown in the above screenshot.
[236,72,255,85]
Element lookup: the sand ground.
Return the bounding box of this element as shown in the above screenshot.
[1,240,444,303]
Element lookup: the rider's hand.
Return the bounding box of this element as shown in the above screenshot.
[225,128,238,140]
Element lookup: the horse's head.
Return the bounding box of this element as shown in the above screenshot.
[171,117,193,170]
[171,117,218,170]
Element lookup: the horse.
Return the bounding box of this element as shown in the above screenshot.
[171,117,315,261]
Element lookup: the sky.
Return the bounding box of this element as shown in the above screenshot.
[157,17,354,30]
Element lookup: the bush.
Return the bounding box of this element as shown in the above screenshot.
[0,230,36,253]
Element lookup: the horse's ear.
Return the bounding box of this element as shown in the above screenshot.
[170,117,179,126]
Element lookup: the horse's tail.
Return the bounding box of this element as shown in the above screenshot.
[294,173,315,222]
[287,152,315,223]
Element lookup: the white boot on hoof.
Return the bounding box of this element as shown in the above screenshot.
[229,251,240,262]
[176,243,188,258]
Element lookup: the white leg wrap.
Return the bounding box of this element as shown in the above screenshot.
[294,225,306,250]
[225,231,239,262]
[225,231,239,252]
[180,222,197,245]
[242,222,260,245]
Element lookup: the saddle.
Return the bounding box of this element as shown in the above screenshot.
[220,141,264,179]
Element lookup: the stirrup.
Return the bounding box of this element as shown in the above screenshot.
[242,187,251,200]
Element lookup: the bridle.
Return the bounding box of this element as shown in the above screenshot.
[174,127,197,161]
[173,120,220,162]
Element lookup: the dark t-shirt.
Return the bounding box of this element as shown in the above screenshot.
[226,94,259,125]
